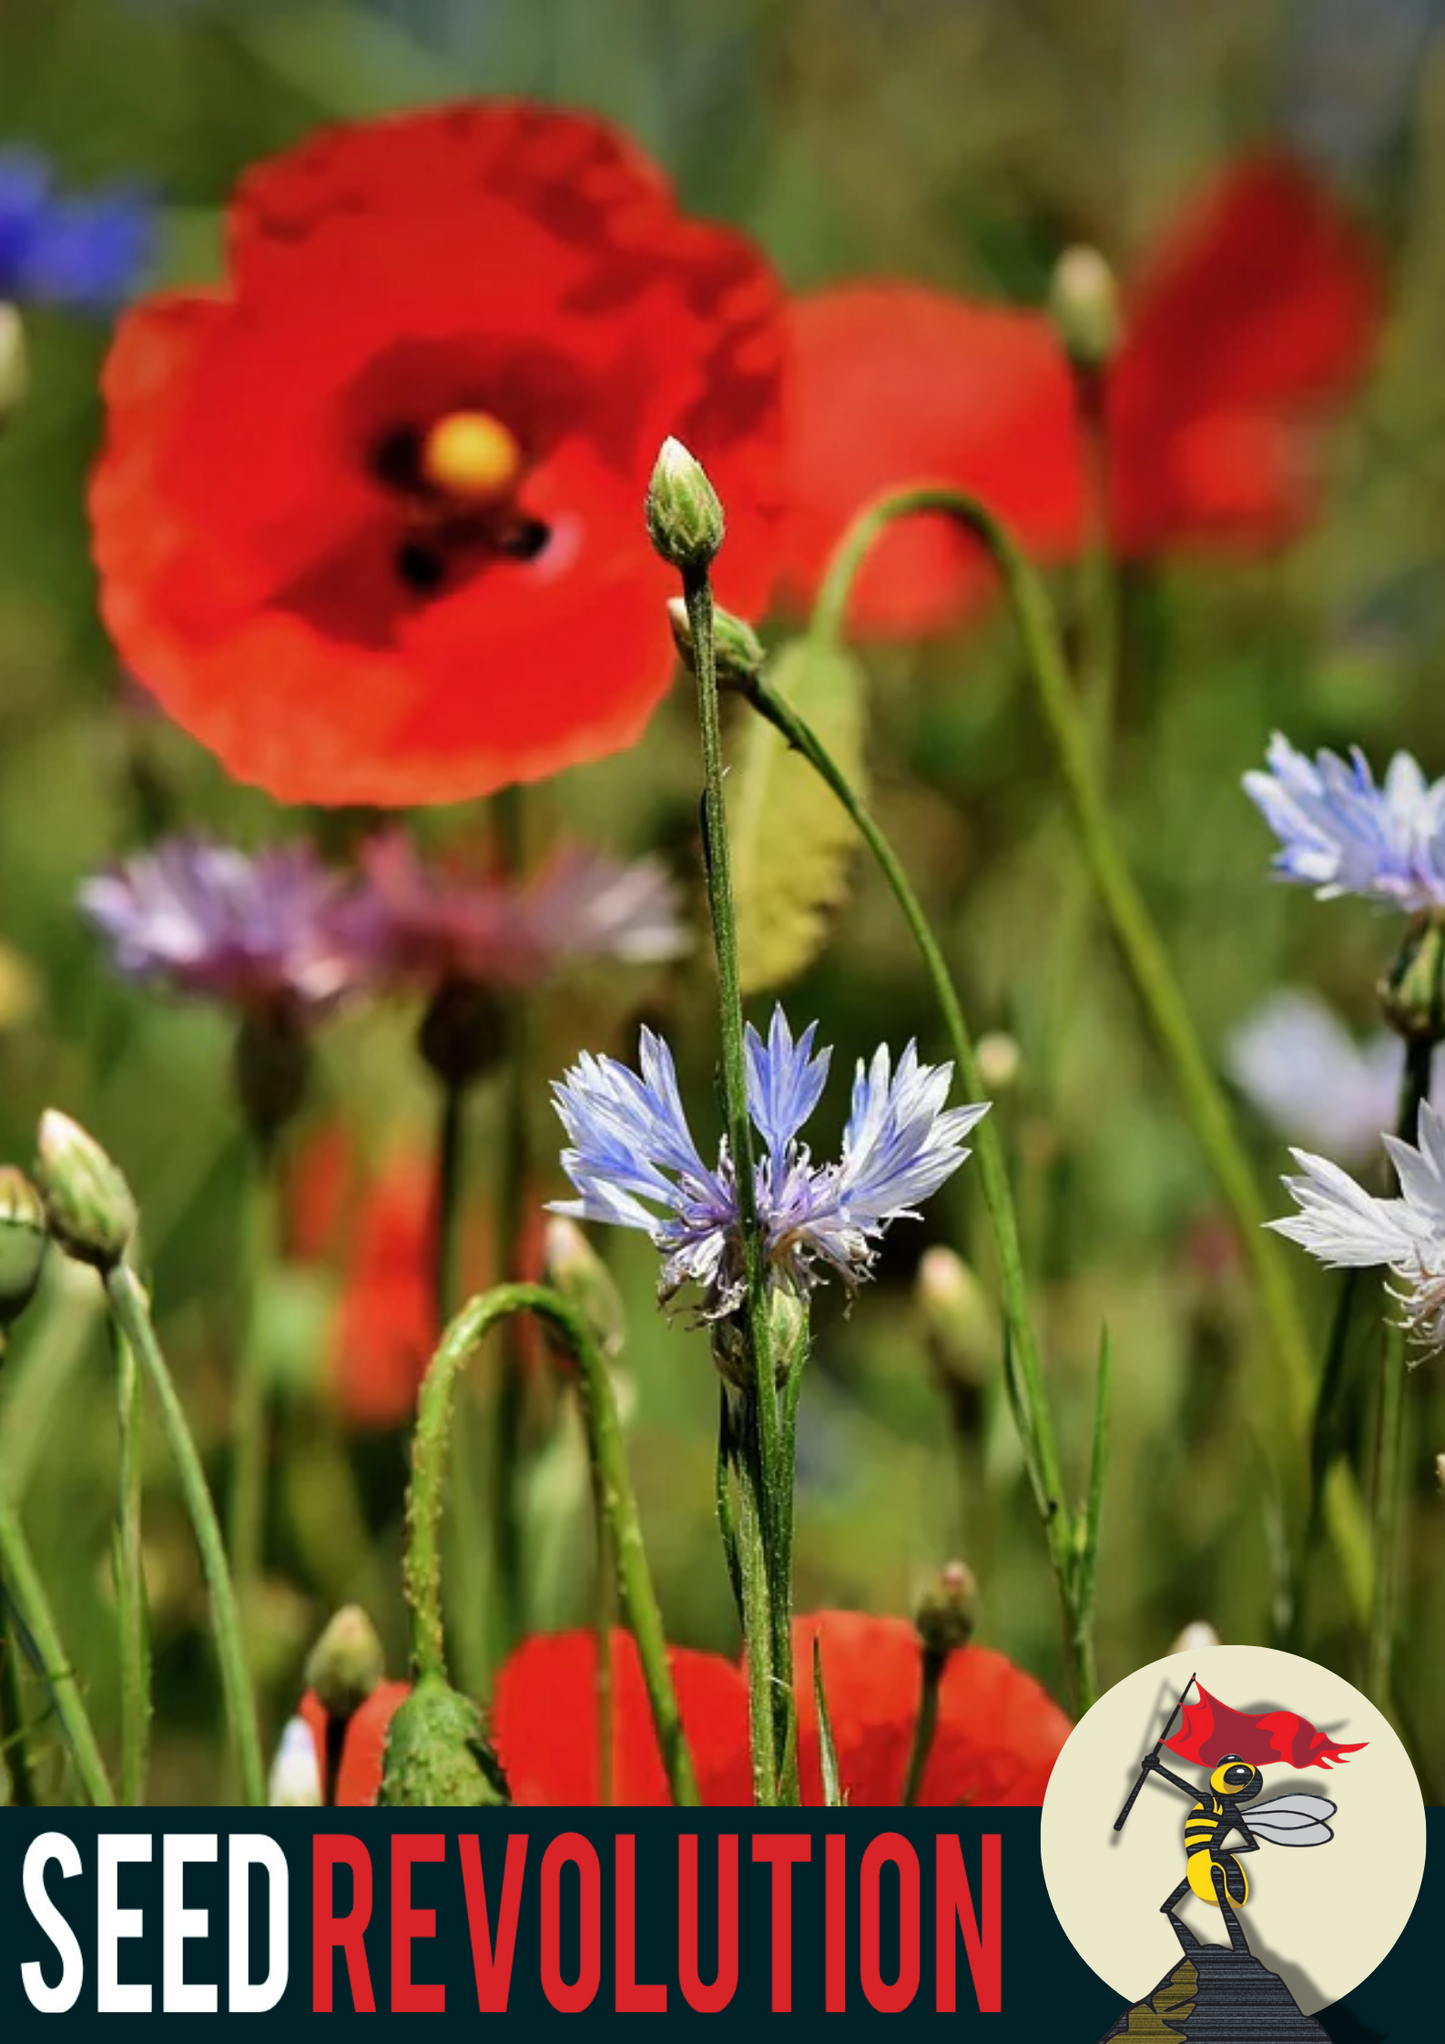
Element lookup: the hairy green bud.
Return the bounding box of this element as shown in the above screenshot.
[34,1111,137,1271]
[378,1675,510,1808]
[1048,245,1121,370]
[0,1166,48,1331]
[666,596,765,691]
[646,437,724,573]
[543,1218,626,1361]
[914,1560,979,1660]
[1380,912,1445,1047]
[304,1605,386,1723]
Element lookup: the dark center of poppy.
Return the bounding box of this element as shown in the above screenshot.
[368,408,553,597]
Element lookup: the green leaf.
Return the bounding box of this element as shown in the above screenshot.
[732,639,868,994]
[1075,1326,1112,1623]
[813,1635,847,1807]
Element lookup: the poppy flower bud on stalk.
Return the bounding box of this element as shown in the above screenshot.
[543,1217,626,1361]
[1379,912,1445,1046]
[34,1110,137,1271]
[304,1604,386,1722]
[914,1560,980,1663]
[646,437,724,572]
[378,1674,510,1808]
[666,596,766,693]
[1172,1620,1222,1653]
[0,1166,48,1336]
[0,305,26,425]
[1048,245,1122,371]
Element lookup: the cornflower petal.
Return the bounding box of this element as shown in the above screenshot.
[745,1005,830,1155]
[1244,732,1445,910]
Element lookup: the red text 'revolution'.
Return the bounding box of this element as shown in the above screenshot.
[313,1830,1003,2015]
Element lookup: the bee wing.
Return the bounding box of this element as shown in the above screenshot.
[1245,1794,1337,1847]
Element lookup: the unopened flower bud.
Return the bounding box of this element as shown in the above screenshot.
[667,596,765,691]
[1379,912,1445,1047]
[1049,245,1122,370]
[268,1716,323,1807]
[304,1605,385,1723]
[1171,1620,1221,1654]
[378,1675,509,1808]
[975,1032,1021,1093]
[418,978,510,1092]
[915,1560,979,1660]
[0,1167,48,1332]
[34,1111,137,1270]
[1435,1452,1445,1498]
[0,305,26,426]
[646,437,724,572]
[543,1217,626,1360]
[916,1248,996,1391]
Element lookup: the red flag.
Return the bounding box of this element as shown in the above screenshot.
[1164,1683,1367,1770]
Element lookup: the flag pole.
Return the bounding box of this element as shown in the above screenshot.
[1114,1671,1196,1832]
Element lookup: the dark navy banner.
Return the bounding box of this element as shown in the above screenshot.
[1,1809,1434,2033]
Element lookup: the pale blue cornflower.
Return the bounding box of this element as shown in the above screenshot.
[1227,989,1435,1167]
[550,1006,988,1317]
[1270,1101,1445,1355]
[1244,733,1445,911]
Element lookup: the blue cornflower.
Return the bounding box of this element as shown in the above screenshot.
[81,838,361,1017]
[0,149,153,314]
[550,1006,988,1316]
[1243,732,1445,911]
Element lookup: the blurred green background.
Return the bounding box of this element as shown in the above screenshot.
[3,0,1445,1802]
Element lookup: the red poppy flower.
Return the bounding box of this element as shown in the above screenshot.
[783,153,1378,638]
[288,1128,549,1427]
[298,1679,410,1806]
[293,1617,1068,1807]
[90,103,786,806]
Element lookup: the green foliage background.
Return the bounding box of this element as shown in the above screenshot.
[2,0,1444,1801]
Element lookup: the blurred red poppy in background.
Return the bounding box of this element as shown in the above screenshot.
[783,154,1380,637]
[90,102,786,806]
[296,1614,1068,1805]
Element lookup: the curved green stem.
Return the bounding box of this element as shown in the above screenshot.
[0,1486,114,1805]
[105,1264,264,1806]
[113,1326,151,1805]
[227,1155,276,1661]
[404,1281,699,1806]
[809,485,1372,1625]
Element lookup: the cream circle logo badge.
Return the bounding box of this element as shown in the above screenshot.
[1040,1646,1425,2033]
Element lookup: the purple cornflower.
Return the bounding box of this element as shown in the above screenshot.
[337,832,687,992]
[1243,733,1445,911]
[550,1006,988,1316]
[81,838,359,1016]
[0,150,153,314]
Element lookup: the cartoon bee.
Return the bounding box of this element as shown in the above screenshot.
[1138,1750,1337,1952]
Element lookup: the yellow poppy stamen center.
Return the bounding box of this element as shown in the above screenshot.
[420,411,523,507]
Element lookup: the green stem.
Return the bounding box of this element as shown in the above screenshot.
[684,565,792,1795]
[901,1647,944,1807]
[105,1264,263,1806]
[227,1153,276,1655]
[1072,363,1119,746]
[0,1603,37,1805]
[731,1401,779,1807]
[432,1081,491,1694]
[492,786,532,1659]
[1368,1037,1434,1706]
[113,1325,151,1805]
[809,485,1373,1625]
[742,668,1080,1686]
[0,1487,114,1805]
[404,1281,699,1805]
